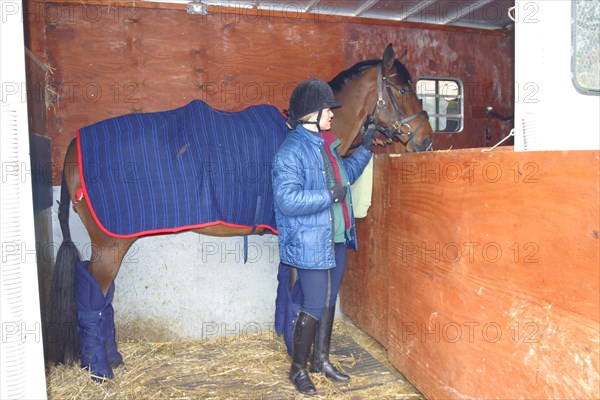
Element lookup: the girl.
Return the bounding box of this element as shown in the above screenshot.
[272,78,375,395]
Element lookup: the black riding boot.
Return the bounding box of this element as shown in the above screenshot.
[311,305,350,382]
[289,311,319,395]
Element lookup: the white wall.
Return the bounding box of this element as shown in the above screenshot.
[50,187,282,341]
[514,0,600,151]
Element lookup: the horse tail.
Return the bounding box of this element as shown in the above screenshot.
[46,138,81,365]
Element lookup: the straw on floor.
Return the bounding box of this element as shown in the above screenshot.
[46,317,424,399]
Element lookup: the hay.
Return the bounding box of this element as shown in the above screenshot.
[46,318,424,399]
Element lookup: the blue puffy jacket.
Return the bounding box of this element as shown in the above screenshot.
[272,125,372,269]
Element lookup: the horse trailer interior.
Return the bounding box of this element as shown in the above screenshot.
[1,0,598,398]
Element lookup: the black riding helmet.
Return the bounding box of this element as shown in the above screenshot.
[286,78,341,130]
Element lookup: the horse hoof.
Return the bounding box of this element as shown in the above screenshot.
[91,374,111,383]
[82,364,113,382]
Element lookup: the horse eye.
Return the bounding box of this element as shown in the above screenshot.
[399,88,408,95]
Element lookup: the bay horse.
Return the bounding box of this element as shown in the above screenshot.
[46,44,433,380]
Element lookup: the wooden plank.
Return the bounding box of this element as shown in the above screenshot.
[340,154,390,346]
[385,149,599,399]
[25,49,48,136]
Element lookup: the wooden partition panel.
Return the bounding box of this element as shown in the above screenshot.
[340,155,390,346]
[363,149,599,398]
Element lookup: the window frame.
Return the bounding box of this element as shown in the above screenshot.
[571,0,600,96]
[416,77,465,133]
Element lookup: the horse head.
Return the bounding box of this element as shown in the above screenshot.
[330,44,434,154]
[377,44,433,152]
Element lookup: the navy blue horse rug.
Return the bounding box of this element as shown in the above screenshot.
[76,100,288,238]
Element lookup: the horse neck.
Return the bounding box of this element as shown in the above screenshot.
[331,67,379,155]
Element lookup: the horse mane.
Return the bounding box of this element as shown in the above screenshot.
[328,59,412,92]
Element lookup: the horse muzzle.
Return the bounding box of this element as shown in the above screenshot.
[410,135,433,152]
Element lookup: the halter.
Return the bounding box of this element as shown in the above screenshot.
[374,64,430,147]
[351,64,430,150]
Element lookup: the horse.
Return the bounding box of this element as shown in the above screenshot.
[46,43,433,381]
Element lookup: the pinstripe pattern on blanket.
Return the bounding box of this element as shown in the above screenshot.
[77,100,287,238]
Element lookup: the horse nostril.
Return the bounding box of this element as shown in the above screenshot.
[423,136,433,150]
[414,135,433,152]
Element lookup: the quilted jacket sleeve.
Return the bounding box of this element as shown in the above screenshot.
[272,148,332,217]
[342,146,373,184]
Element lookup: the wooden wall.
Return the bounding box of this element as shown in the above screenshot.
[23,1,513,184]
[341,149,600,398]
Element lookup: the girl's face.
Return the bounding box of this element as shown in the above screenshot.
[318,108,334,131]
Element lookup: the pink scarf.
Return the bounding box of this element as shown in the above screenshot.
[322,131,351,229]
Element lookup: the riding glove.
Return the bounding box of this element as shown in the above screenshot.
[330,184,347,203]
[362,123,378,151]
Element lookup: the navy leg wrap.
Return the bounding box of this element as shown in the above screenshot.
[102,282,123,367]
[75,261,113,381]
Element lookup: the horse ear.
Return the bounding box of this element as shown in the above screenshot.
[382,44,395,70]
[398,49,408,65]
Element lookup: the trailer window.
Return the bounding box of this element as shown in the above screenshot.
[572,0,600,95]
[416,78,463,133]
